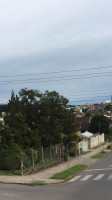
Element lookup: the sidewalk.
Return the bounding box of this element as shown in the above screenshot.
[0,143,110,184]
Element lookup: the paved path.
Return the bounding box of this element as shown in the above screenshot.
[0,143,110,184]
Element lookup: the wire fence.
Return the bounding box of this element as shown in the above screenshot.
[0,143,79,176]
[22,144,64,175]
[0,144,64,175]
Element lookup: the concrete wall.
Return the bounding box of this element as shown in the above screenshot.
[77,133,105,153]
[88,133,105,149]
[77,140,88,154]
[98,133,104,144]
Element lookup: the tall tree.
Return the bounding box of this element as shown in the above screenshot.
[88,115,109,135]
[38,91,75,146]
[2,89,76,147]
[3,89,41,148]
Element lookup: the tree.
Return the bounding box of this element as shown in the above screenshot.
[37,91,66,146]
[2,89,41,148]
[19,88,41,129]
[88,115,109,135]
[2,89,76,148]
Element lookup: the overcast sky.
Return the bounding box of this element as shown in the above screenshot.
[0,0,112,105]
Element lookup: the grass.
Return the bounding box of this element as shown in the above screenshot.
[13,158,59,176]
[91,151,107,159]
[0,170,13,176]
[51,165,88,180]
[85,151,92,154]
[92,143,105,149]
[26,182,45,186]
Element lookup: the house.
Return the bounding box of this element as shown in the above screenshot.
[75,116,91,133]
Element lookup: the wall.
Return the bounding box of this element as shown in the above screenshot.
[98,133,104,144]
[89,133,104,149]
[77,133,105,153]
[77,140,88,154]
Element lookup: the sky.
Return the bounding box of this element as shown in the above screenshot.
[0,0,112,105]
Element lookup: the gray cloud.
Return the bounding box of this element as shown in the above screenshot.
[0,0,112,104]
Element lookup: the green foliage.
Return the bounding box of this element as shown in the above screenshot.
[69,149,76,157]
[60,109,76,135]
[2,88,76,148]
[27,182,45,186]
[62,133,81,146]
[0,104,8,113]
[0,140,22,171]
[85,151,92,154]
[88,114,109,135]
[0,140,39,172]
[91,151,107,158]
[64,152,68,161]
[51,165,88,180]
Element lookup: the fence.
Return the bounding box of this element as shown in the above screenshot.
[0,144,64,176]
[1,139,99,175]
[21,144,64,175]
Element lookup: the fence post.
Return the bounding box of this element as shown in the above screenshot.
[57,144,59,162]
[62,143,64,161]
[67,144,70,173]
[32,148,35,171]
[50,145,52,165]
[20,151,23,176]
[60,144,61,161]
[42,146,45,168]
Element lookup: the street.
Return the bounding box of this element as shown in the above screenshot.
[0,151,112,200]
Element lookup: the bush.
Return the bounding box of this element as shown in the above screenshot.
[23,148,38,168]
[107,145,111,149]
[69,149,76,157]
[0,140,22,171]
[64,152,68,161]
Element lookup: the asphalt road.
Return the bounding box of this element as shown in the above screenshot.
[1,151,112,200]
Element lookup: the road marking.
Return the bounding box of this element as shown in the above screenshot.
[86,168,112,172]
[107,174,112,180]
[81,175,92,181]
[93,174,105,180]
[69,176,80,182]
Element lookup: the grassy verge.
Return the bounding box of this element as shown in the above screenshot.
[26,182,45,186]
[85,151,92,154]
[13,158,59,175]
[0,171,13,176]
[51,165,88,180]
[91,151,107,159]
[92,143,105,149]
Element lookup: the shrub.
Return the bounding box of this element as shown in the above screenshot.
[69,149,76,157]
[107,145,111,149]
[0,140,22,171]
[64,152,68,161]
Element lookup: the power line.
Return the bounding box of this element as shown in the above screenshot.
[0,71,112,86]
[65,91,112,98]
[0,70,112,83]
[0,65,112,78]
[0,88,112,99]
[69,95,111,101]
[61,88,112,95]
[69,97,110,103]
[0,95,111,105]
